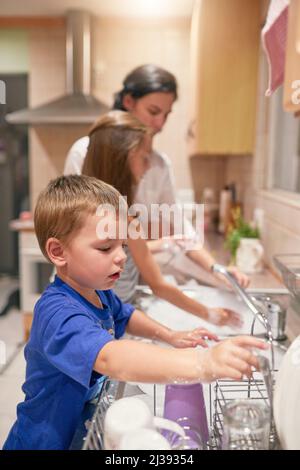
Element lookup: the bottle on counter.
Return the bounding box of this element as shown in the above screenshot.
[203,187,218,232]
[218,186,232,234]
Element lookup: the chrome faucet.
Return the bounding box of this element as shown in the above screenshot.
[212,264,273,342]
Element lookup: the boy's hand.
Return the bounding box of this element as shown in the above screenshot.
[206,307,243,328]
[200,336,268,382]
[168,328,219,349]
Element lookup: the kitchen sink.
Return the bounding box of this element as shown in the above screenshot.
[142,283,290,371]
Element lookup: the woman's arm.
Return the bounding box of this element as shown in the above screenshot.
[129,237,208,319]
[146,229,249,289]
[186,244,250,289]
[128,237,241,327]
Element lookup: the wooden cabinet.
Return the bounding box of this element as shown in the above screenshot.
[283,0,300,113]
[189,0,261,155]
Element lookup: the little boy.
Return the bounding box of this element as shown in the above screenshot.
[3,175,267,450]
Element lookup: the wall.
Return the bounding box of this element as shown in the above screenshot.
[28,25,89,206]
[189,154,253,207]
[29,16,192,207]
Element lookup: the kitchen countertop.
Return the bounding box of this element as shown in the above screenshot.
[9,218,34,232]
[205,232,284,290]
[159,231,284,290]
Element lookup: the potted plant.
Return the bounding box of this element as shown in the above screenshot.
[225,207,262,272]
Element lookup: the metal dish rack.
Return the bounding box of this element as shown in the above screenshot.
[274,254,300,302]
[208,264,282,450]
[208,370,279,450]
[82,380,126,450]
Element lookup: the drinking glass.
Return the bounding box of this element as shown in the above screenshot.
[222,399,270,450]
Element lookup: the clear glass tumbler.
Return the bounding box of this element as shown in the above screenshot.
[222,399,270,450]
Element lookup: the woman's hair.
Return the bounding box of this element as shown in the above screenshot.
[82,110,149,206]
[34,175,121,262]
[113,64,178,110]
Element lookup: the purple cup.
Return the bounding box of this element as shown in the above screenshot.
[163,383,209,449]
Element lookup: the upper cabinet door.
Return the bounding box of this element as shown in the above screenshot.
[283,0,300,113]
[189,0,261,155]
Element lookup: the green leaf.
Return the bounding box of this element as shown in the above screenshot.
[224,212,260,261]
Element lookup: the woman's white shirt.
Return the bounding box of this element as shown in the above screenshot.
[64,136,178,210]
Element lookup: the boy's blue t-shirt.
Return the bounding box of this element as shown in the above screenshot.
[3,276,135,450]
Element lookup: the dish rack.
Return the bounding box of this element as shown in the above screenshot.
[274,254,300,302]
[82,380,126,450]
[208,264,281,450]
[208,369,278,450]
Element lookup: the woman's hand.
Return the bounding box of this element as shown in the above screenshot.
[206,307,243,329]
[214,266,250,289]
[227,266,250,288]
[168,328,219,349]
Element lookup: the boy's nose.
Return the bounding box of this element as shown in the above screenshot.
[114,246,127,266]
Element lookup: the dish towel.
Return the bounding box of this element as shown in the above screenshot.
[163,383,209,449]
[262,0,289,96]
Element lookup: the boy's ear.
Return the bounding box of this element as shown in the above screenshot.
[46,238,67,267]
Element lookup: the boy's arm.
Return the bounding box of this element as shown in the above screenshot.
[93,336,268,384]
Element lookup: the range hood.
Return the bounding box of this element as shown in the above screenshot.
[6,10,109,125]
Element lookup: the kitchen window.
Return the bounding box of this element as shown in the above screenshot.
[268,85,300,193]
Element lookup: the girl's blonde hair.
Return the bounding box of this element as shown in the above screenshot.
[34,174,121,261]
[82,110,149,206]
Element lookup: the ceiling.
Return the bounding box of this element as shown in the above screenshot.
[0,0,195,18]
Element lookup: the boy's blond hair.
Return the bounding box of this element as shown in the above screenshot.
[34,175,121,261]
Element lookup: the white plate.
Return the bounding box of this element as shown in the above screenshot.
[273,335,300,449]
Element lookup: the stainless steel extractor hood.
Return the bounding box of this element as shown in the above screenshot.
[6,10,109,125]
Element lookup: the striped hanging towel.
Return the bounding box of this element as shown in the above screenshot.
[262,0,290,96]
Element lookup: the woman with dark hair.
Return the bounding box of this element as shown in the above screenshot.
[64,64,249,290]
[113,64,178,111]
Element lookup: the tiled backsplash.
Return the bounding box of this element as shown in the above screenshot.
[189,153,253,212]
[30,125,90,206]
